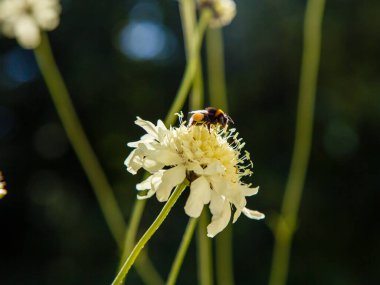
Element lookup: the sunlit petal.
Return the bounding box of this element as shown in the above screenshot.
[156,165,186,202]
[242,207,265,220]
[184,176,211,218]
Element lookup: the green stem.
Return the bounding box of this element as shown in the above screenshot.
[34,32,126,247]
[197,211,214,285]
[112,180,189,285]
[206,27,233,285]
[206,28,228,111]
[135,251,164,285]
[215,224,234,285]
[164,8,212,126]
[268,1,326,285]
[166,218,198,285]
[120,198,147,266]
[179,0,205,111]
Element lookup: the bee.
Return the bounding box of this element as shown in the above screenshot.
[188,107,234,128]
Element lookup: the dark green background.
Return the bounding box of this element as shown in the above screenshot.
[1,0,379,284]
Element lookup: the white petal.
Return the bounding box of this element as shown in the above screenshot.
[136,175,153,191]
[232,208,242,223]
[135,117,159,139]
[244,185,260,196]
[124,149,143,174]
[33,8,60,30]
[14,15,40,49]
[137,189,155,200]
[156,166,186,202]
[187,163,203,175]
[156,119,167,130]
[145,148,183,165]
[136,171,164,192]
[203,161,225,176]
[211,177,246,210]
[142,158,164,173]
[209,190,225,215]
[242,207,265,220]
[127,134,154,147]
[207,197,231,238]
[184,176,211,218]
[136,171,164,199]
[150,170,165,192]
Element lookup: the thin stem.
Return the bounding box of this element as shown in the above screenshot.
[179,0,204,111]
[34,32,126,247]
[206,28,228,111]
[215,225,234,285]
[120,198,147,266]
[179,0,197,58]
[206,27,233,285]
[166,218,198,285]
[197,211,214,285]
[135,251,164,285]
[268,1,326,285]
[112,180,189,285]
[164,9,212,126]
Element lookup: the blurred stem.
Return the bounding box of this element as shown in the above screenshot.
[34,32,126,247]
[215,225,234,285]
[268,1,326,285]
[180,3,210,285]
[206,28,228,111]
[135,250,164,285]
[197,211,214,285]
[166,218,198,285]
[179,0,204,111]
[112,180,189,285]
[164,8,212,126]
[206,27,233,285]
[120,197,147,265]
[35,33,162,285]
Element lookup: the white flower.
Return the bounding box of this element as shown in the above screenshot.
[0,172,6,199]
[198,0,236,28]
[0,0,61,49]
[125,116,264,238]
[0,187,6,199]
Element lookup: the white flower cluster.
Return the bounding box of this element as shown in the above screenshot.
[125,117,264,237]
[0,0,61,49]
[198,0,236,28]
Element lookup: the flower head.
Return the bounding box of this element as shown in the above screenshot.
[125,115,264,237]
[0,0,61,49]
[198,0,236,28]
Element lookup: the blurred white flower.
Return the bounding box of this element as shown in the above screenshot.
[0,172,7,199]
[198,0,236,28]
[125,116,264,237]
[0,0,61,49]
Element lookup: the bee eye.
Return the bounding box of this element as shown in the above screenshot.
[193,113,204,122]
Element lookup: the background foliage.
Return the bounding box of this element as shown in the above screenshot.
[1,0,379,284]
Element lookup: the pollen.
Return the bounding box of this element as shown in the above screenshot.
[193,113,205,122]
